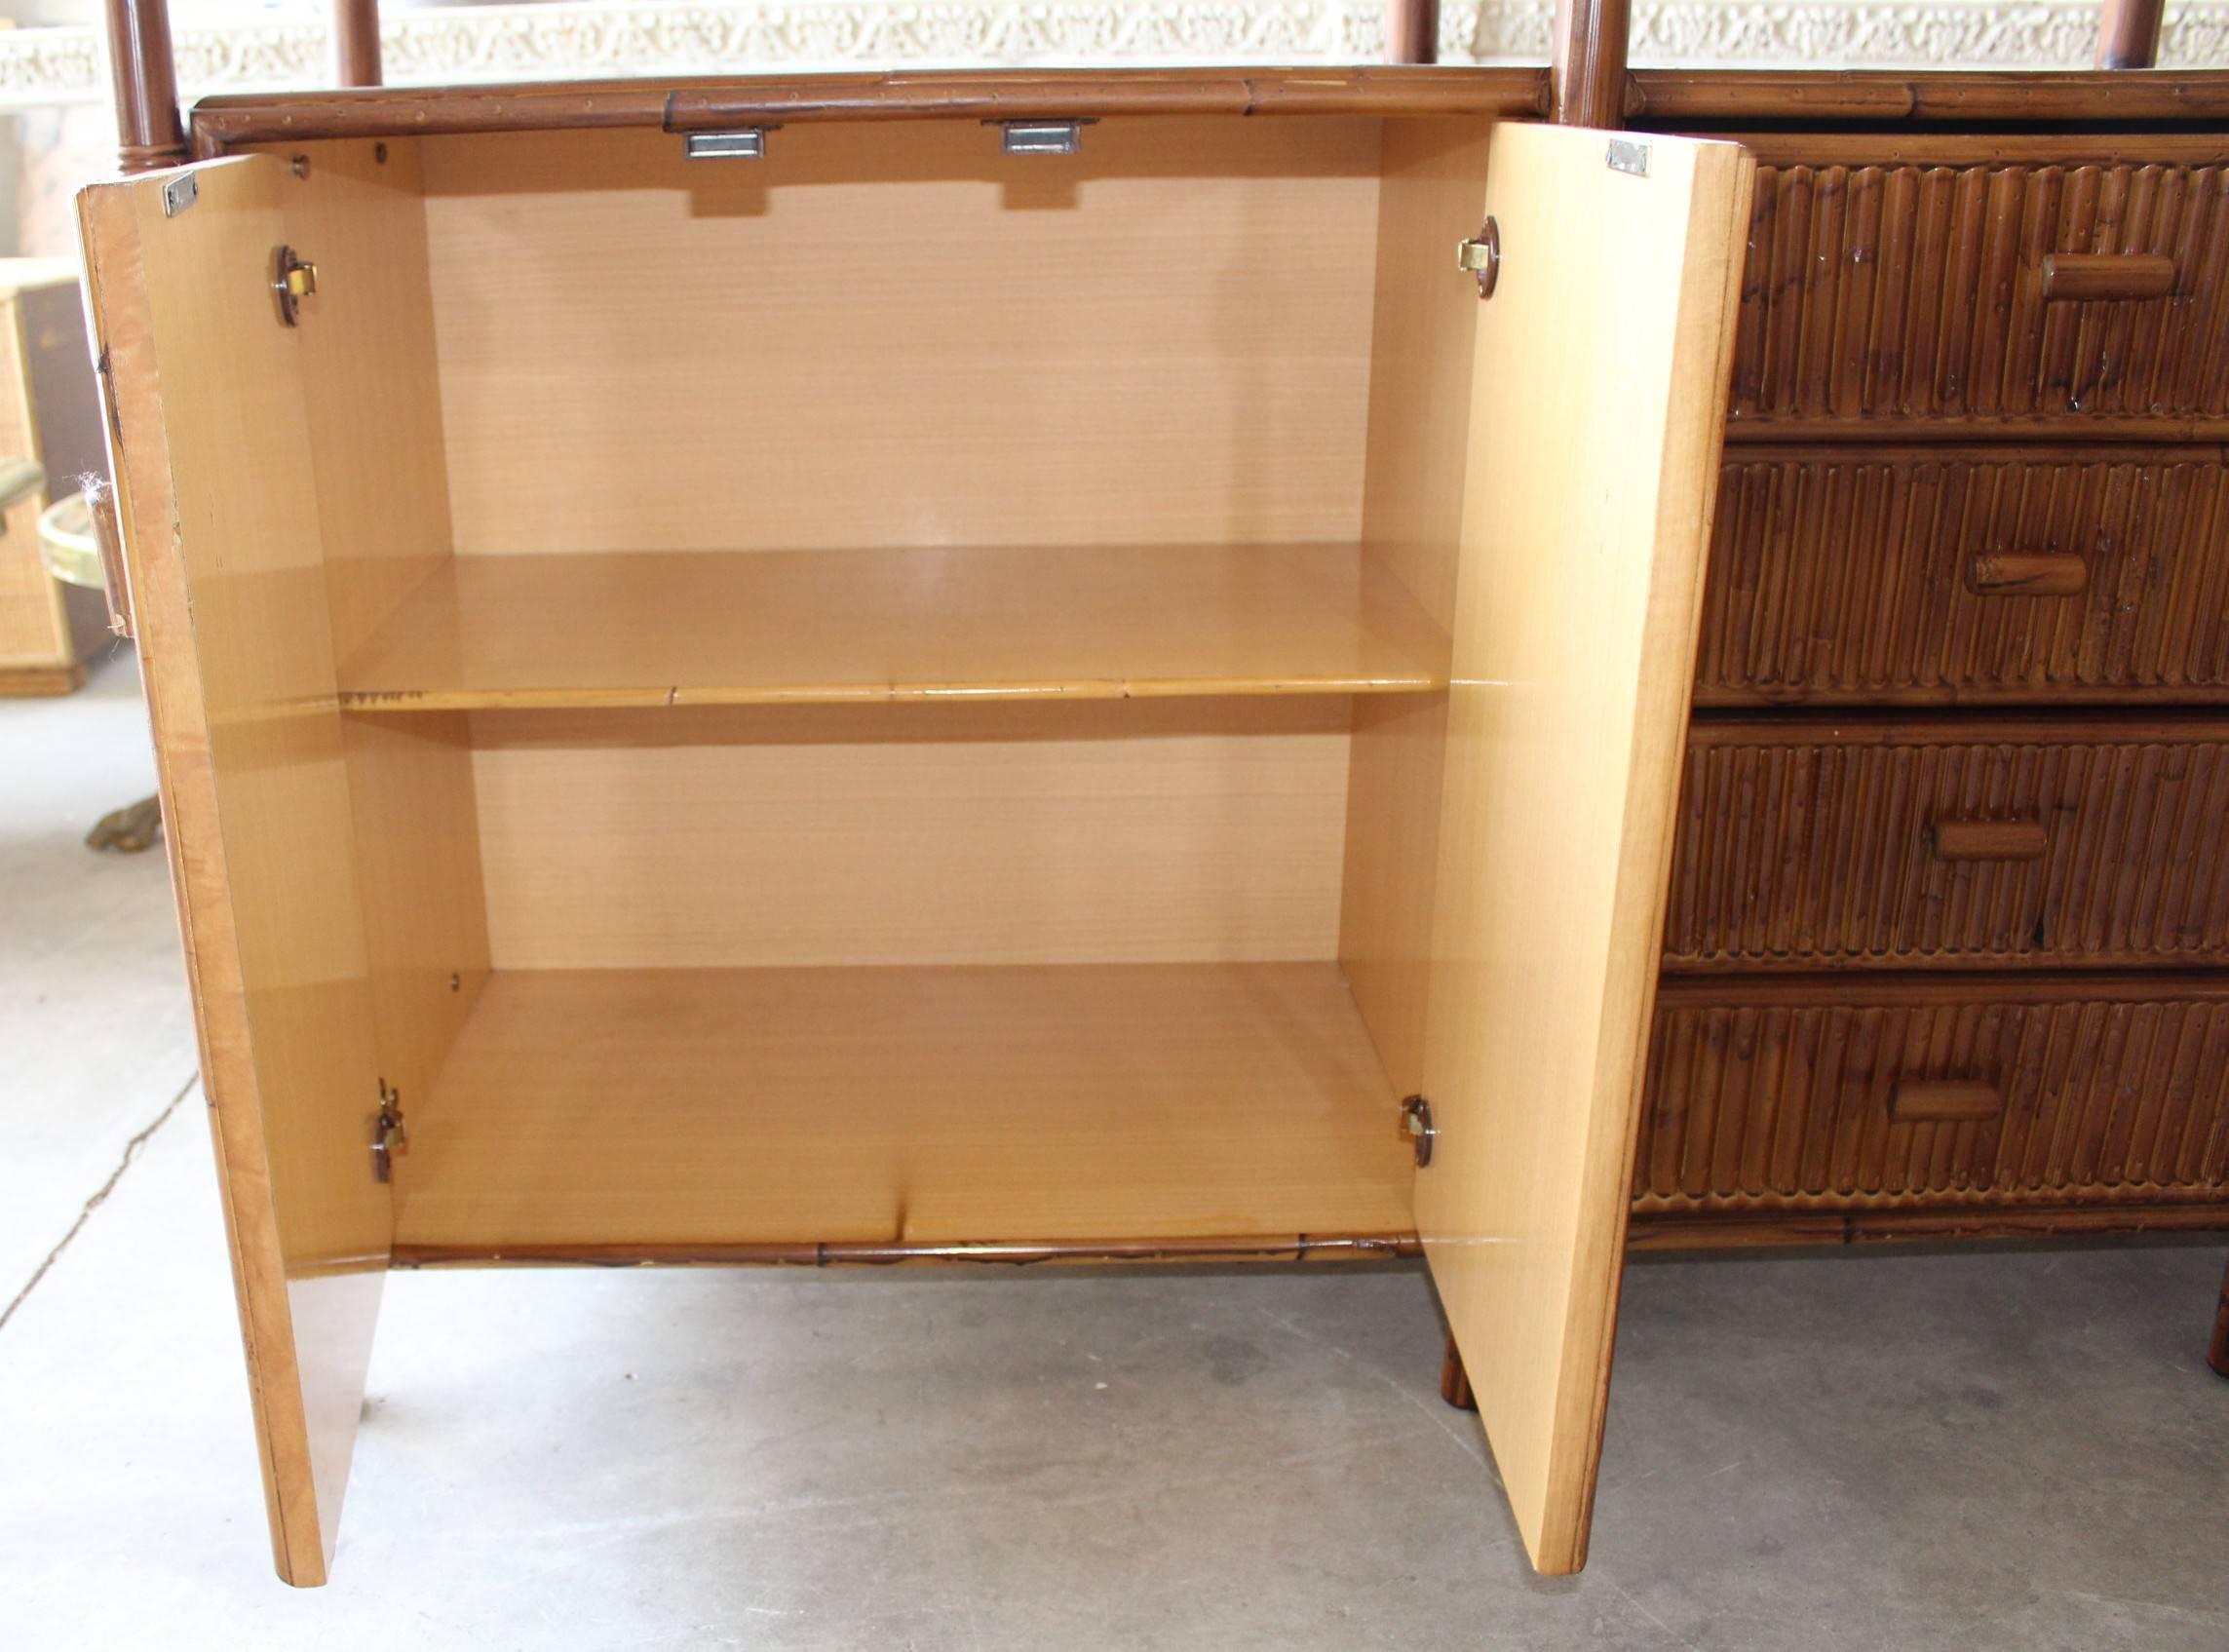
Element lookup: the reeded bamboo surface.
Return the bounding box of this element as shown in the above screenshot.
[1636,974,2229,1215]
[1664,719,2229,971]
[1728,158,2229,430]
[1695,447,2229,706]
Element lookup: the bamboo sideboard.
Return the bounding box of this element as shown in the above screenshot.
[74,0,2229,1595]
[79,72,1754,1584]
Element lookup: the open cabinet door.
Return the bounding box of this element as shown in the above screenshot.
[80,157,389,1586]
[1418,125,1753,1575]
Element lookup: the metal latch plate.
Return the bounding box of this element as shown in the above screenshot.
[685,129,770,160]
[161,173,197,216]
[1606,138,1651,177]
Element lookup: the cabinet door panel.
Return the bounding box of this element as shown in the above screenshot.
[79,156,386,1587]
[1419,124,1752,1574]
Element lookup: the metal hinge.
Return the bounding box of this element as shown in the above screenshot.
[1399,1095,1436,1169]
[371,1080,408,1182]
[272,246,318,327]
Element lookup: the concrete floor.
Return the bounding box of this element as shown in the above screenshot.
[3,649,2225,1650]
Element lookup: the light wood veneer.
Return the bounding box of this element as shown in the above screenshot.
[392,963,1416,1256]
[339,545,1449,711]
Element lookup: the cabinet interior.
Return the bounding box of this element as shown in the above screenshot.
[272,115,1496,1258]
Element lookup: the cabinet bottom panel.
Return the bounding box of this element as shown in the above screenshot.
[394,962,1418,1255]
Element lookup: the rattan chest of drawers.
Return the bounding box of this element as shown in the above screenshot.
[1635,130,2229,1249]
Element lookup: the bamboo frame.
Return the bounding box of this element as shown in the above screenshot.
[105,0,2191,162]
[1381,0,1632,122]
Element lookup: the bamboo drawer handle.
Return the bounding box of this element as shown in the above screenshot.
[1890,1081,2005,1123]
[1966,551,2088,596]
[2041,251,2177,301]
[1931,819,2049,861]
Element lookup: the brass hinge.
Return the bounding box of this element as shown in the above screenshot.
[272,246,319,327]
[371,1080,408,1183]
[1454,218,1500,300]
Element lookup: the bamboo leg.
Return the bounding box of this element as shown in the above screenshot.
[1439,1332,1478,1410]
[103,0,186,171]
[2209,1252,2229,1379]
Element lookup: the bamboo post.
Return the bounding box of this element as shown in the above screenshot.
[2095,0,2166,67]
[332,0,383,87]
[1552,0,1632,126]
[1386,0,1440,64]
[103,0,187,170]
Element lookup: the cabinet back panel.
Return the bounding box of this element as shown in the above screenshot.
[418,120,1382,555]
[469,699,1352,968]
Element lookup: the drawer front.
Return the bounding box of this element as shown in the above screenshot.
[1665,722,2229,970]
[1697,449,2229,705]
[1635,979,2229,1214]
[1730,161,2229,428]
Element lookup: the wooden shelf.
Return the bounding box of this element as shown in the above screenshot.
[392,963,1417,1258]
[338,545,1448,711]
